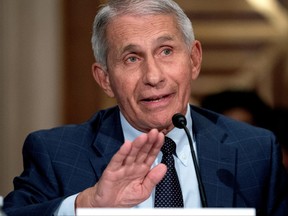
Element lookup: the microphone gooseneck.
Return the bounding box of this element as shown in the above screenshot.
[172,113,208,208]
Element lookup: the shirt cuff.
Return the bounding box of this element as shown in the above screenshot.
[54,194,79,216]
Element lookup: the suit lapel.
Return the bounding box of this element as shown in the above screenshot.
[191,106,237,207]
[88,107,125,179]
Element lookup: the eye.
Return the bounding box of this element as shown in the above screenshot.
[125,55,139,64]
[162,48,172,56]
[127,56,138,62]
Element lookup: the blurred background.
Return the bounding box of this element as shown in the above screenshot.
[1,0,288,196]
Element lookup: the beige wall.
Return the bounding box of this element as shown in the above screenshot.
[0,0,63,196]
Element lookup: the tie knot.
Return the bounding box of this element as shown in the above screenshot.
[161,137,176,155]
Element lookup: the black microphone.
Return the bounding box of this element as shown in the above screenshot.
[172,113,208,207]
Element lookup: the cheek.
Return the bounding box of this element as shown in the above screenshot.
[180,79,192,97]
[110,75,137,101]
[177,68,193,96]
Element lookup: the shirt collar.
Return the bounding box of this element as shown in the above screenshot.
[120,105,193,166]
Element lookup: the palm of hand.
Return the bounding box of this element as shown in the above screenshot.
[91,129,166,207]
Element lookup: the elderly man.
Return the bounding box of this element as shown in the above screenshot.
[4,0,288,215]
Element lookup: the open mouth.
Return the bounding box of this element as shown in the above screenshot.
[142,94,170,102]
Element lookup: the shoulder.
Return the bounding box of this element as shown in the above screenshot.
[190,105,276,143]
[190,105,281,168]
[23,106,120,152]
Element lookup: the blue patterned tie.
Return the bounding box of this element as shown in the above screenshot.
[154,137,184,207]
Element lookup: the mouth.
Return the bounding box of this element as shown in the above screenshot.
[139,93,175,108]
[138,92,176,113]
[142,94,170,102]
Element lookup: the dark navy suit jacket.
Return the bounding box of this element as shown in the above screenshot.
[4,105,288,215]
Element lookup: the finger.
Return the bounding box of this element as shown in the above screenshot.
[123,133,150,165]
[134,129,161,164]
[106,140,132,171]
[144,131,164,165]
[142,163,167,192]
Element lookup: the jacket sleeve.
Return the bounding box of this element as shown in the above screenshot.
[3,132,67,216]
[265,134,288,216]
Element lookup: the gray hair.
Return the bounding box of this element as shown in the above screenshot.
[91,0,195,70]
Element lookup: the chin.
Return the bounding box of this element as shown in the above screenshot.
[148,116,171,129]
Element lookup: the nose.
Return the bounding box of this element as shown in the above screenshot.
[142,56,165,87]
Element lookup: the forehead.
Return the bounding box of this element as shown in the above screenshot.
[105,14,182,49]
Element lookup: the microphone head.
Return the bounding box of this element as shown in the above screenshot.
[172,113,187,129]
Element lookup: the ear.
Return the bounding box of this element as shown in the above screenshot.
[190,40,202,80]
[92,63,115,98]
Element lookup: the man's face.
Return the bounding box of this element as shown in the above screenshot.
[93,14,202,133]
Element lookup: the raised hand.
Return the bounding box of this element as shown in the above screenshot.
[76,129,166,208]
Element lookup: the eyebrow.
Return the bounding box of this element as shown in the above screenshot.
[120,44,140,55]
[119,34,176,56]
[156,35,175,44]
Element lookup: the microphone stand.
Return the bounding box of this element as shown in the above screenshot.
[172,113,208,207]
